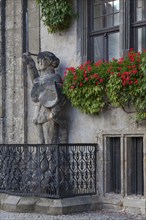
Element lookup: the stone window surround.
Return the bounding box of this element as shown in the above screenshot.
[97,131,146,198]
[96,131,146,213]
[103,133,145,197]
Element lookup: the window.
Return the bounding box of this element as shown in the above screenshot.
[88,0,120,61]
[106,137,121,193]
[127,137,144,195]
[104,135,144,196]
[132,0,146,51]
[84,0,146,62]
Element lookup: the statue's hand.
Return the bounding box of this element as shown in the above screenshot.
[33,118,38,125]
[22,52,31,64]
[22,52,35,68]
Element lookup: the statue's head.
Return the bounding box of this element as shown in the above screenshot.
[37,51,60,71]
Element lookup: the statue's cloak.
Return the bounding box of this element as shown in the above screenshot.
[31,73,63,108]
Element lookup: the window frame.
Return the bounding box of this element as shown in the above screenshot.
[102,133,145,198]
[84,0,146,62]
[131,0,146,51]
[124,134,144,196]
[105,136,121,194]
[87,0,120,61]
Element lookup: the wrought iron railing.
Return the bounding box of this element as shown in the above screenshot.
[0,144,97,198]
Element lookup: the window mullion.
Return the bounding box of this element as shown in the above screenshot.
[120,0,131,57]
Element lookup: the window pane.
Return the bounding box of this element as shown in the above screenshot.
[106,137,121,193]
[93,0,120,30]
[106,2,113,15]
[137,27,146,52]
[94,4,101,17]
[136,0,146,21]
[114,13,119,25]
[93,35,104,61]
[107,15,113,27]
[136,7,142,21]
[94,17,103,29]
[108,32,120,60]
[138,0,142,7]
[114,0,119,12]
[143,6,146,19]
[127,137,144,195]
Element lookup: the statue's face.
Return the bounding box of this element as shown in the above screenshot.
[37,57,51,71]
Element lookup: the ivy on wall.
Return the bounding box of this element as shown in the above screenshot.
[36,0,76,33]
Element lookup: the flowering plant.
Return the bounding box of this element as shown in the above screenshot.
[63,49,146,121]
[106,49,146,120]
[63,61,110,114]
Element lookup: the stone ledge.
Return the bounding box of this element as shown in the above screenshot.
[123,197,146,215]
[123,197,146,208]
[1,195,21,212]
[35,195,102,215]
[17,197,38,212]
[0,193,102,215]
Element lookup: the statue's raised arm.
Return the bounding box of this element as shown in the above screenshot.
[22,52,39,82]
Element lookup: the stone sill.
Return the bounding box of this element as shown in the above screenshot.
[101,193,146,215]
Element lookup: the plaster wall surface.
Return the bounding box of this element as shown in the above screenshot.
[40,1,146,144]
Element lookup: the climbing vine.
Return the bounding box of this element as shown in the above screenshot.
[36,0,76,33]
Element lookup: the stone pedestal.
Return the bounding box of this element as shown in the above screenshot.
[0,193,102,215]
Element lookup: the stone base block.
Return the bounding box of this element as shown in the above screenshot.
[1,195,21,212]
[123,197,146,215]
[17,197,38,212]
[0,193,102,215]
[35,195,102,215]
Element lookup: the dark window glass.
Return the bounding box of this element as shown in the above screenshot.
[137,27,146,51]
[108,32,120,60]
[88,0,120,62]
[127,137,144,195]
[93,35,104,61]
[106,137,121,193]
[93,0,119,30]
[132,0,146,51]
[136,0,146,21]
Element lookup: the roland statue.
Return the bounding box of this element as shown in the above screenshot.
[22,51,67,144]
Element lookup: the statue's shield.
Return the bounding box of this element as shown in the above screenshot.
[39,82,60,107]
[31,75,62,108]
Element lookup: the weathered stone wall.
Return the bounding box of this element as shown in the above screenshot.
[27,0,40,144]
[0,0,40,144]
[5,0,24,144]
[0,0,4,143]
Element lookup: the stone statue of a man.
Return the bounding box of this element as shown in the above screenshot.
[22,51,67,144]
